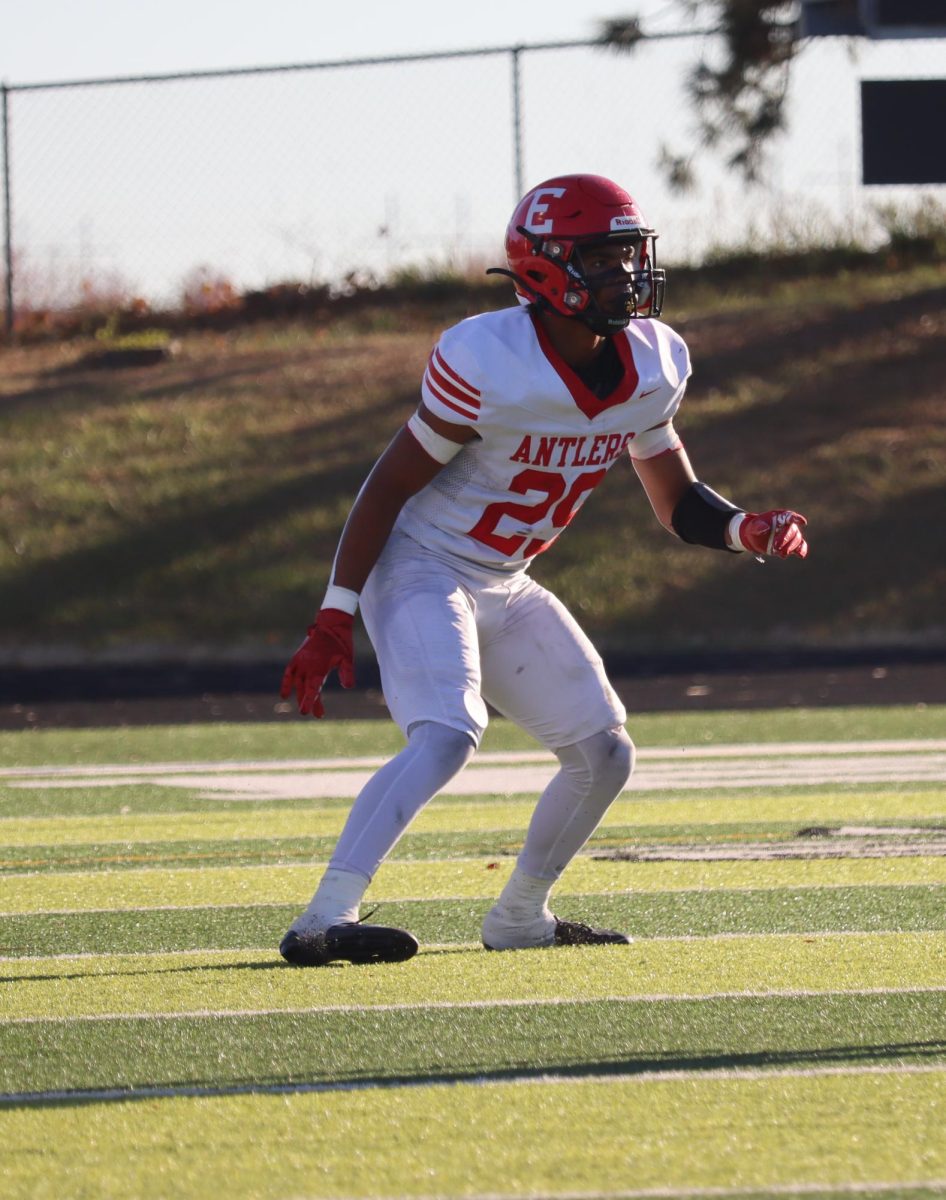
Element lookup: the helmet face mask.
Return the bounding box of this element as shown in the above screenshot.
[492,174,666,334]
[573,238,659,334]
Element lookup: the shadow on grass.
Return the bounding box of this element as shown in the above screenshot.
[0,958,289,985]
[5,1037,945,1109]
[0,384,417,641]
[3,281,945,647]
[616,479,946,644]
[679,283,946,402]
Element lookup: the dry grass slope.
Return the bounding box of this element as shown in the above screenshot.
[1,262,944,660]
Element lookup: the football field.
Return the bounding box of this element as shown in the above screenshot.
[2,706,945,1200]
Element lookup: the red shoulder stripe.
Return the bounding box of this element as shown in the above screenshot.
[434,347,481,398]
[423,369,480,421]
[426,355,482,410]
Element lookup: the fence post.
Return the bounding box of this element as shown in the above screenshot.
[511,47,523,202]
[1,83,12,339]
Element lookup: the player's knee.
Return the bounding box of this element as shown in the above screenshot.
[594,725,636,792]
[559,725,635,796]
[408,721,477,780]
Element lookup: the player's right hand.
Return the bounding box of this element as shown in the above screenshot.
[279,609,356,718]
[735,510,809,559]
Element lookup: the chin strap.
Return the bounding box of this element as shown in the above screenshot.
[485,265,623,335]
[486,267,562,325]
[486,266,542,301]
[488,270,642,338]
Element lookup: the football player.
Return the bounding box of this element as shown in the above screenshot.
[279,173,808,966]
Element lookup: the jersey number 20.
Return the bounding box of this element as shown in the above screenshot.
[468,467,606,559]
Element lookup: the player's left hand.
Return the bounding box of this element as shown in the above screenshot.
[280,609,356,718]
[734,510,809,559]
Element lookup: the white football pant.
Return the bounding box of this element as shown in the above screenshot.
[360,531,627,749]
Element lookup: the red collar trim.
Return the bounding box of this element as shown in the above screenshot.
[530,311,640,420]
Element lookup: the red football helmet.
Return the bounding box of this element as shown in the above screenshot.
[490,174,666,334]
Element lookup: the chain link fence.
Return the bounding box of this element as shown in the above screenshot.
[3,29,945,332]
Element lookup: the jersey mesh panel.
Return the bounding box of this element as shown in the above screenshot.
[427,450,479,505]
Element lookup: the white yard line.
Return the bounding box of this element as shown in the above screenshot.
[296,1179,946,1200]
[5,750,946,799]
[3,985,945,1026]
[383,1182,946,1200]
[278,1178,946,1200]
[4,740,946,780]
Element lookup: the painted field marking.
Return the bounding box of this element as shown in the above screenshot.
[4,985,946,1026]
[4,739,946,780]
[3,740,946,799]
[3,790,946,849]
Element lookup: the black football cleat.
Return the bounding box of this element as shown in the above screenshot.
[279,922,419,967]
[552,917,631,946]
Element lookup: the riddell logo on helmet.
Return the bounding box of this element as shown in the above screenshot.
[611,215,640,230]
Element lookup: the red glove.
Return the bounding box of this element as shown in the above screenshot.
[734,510,809,559]
[280,609,356,718]
[734,508,811,559]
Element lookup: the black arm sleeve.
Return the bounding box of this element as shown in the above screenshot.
[671,481,743,552]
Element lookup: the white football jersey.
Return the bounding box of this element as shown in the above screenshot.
[395,305,691,571]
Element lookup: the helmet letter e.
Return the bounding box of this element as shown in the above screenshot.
[523,188,566,233]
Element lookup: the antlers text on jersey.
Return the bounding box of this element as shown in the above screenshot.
[508,431,635,469]
[396,306,692,569]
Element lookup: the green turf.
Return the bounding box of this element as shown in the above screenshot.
[4,711,944,1199]
[0,782,361,819]
[5,853,946,915]
[2,706,944,767]
[4,932,944,1023]
[4,260,946,664]
[4,991,944,1096]
[3,1072,945,1199]
[3,786,945,839]
[3,884,945,958]
[5,820,943,875]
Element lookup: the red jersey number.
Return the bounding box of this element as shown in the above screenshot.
[467,467,606,558]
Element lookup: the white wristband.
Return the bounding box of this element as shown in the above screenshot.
[322,584,360,615]
[407,412,465,464]
[728,513,748,552]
